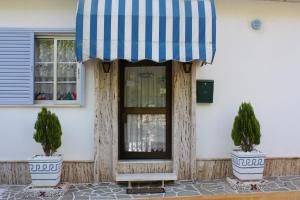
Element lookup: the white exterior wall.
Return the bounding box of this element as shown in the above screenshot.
[196,0,300,159]
[0,66,95,161]
[0,0,95,161]
[1,0,300,161]
[0,0,76,29]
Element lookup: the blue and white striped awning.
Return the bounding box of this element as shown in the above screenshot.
[76,0,216,63]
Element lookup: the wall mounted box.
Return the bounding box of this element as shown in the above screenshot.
[196,80,214,103]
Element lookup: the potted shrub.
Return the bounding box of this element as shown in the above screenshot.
[28,107,63,187]
[231,103,265,181]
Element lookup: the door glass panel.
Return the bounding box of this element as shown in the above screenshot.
[124,114,166,153]
[124,66,166,107]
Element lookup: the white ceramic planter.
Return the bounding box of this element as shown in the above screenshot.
[231,150,265,181]
[28,155,63,187]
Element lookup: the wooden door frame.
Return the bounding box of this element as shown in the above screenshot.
[118,60,172,160]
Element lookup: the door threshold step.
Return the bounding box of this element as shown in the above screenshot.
[116,173,177,188]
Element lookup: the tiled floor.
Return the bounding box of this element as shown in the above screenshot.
[1,176,300,200]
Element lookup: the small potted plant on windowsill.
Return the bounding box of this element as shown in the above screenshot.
[231,102,265,181]
[28,107,63,187]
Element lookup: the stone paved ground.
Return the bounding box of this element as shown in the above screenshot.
[1,176,300,200]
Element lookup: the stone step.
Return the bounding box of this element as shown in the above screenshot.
[116,173,177,188]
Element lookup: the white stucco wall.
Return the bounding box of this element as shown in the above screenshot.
[0,0,95,161]
[196,0,300,159]
[0,0,77,29]
[1,0,300,161]
[0,66,95,161]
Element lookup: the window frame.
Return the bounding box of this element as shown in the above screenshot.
[34,35,81,105]
[119,60,172,160]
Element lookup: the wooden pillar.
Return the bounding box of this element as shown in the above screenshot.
[93,60,118,182]
[172,61,197,180]
[190,61,198,180]
[111,61,119,181]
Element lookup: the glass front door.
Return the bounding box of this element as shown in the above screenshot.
[119,61,172,159]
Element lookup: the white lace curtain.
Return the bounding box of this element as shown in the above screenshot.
[124,66,166,153]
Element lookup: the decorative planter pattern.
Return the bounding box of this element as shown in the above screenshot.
[231,150,265,181]
[28,155,63,187]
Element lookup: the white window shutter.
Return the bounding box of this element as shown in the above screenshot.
[0,30,34,105]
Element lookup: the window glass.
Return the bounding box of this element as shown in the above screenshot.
[57,40,76,62]
[57,40,77,101]
[34,39,54,100]
[36,39,54,62]
[34,83,53,100]
[34,38,78,102]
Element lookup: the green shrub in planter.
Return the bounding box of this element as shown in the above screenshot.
[231,102,261,152]
[33,107,62,156]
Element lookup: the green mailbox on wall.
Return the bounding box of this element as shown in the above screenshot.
[196,80,214,103]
